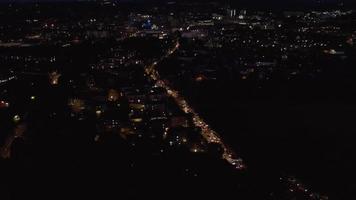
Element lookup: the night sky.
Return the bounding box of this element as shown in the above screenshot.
[0,0,348,4]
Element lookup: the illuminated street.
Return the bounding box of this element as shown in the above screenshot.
[145,40,246,170]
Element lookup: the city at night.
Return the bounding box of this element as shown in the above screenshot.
[0,0,356,199]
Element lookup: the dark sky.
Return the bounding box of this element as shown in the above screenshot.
[119,0,345,4]
[128,0,351,8]
[0,0,346,3]
[0,0,353,9]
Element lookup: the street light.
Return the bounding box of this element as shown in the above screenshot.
[13,115,21,123]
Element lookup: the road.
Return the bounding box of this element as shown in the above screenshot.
[144,40,246,170]
[0,76,16,84]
